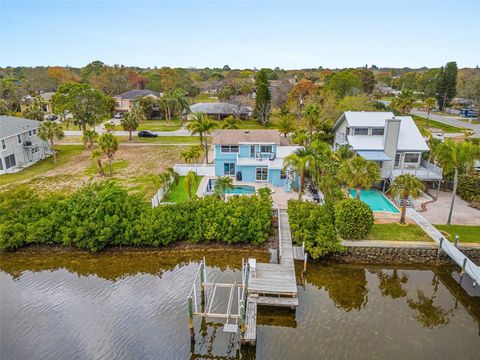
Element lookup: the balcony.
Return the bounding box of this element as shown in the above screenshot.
[381,159,442,180]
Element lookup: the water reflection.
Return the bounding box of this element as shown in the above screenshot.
[301,263,368,311]
[407,275,452,328]
[1,250,479,360]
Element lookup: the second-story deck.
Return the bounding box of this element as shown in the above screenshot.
[381,159,442,181]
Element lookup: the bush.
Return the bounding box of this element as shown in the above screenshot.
[288,200,342,259]
[0,182,272,252]
[334,199,374,239]
[457,174,480,203]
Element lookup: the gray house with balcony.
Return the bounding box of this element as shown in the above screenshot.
[0,116,51,175]
[333,111,442,189]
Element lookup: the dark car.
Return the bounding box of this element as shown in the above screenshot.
[138,130,158,138]
[45,114,58,121]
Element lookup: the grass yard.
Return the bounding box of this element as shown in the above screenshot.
[114,119,182,132]
[165,176,203,202]
[367,223,432,242]
[435,225,480,244]
[194,94,219,103]
[411,115,466,133]
[60,135,203,145]
[0,145,84,187]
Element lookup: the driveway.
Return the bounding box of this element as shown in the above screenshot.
[419,191,480,225]
[411,109,479,137]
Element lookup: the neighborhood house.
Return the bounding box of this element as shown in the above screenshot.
[0,115,50,174]
[333,111,443,189]
[212,130,300,190]
[114,90,162,113]
[189,102,252,120]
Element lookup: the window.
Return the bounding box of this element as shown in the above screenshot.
[280,170,287,179]
[371,128,384,135]
[260,145,273,153]
[255,167,268,181]
[0,159,3,170]
[250,146,255,158]
[17,135,22,144]
[33,129,37,135]
[223,162,235,175]
[404,153,420,164]
[1,139,5,150]
[394,153,401,167]
[346,127,350,135]
[353,128,368,135]
[5,154,16,169]
[28,130,32,136]
[220,145,239,153]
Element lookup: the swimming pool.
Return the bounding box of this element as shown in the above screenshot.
[348,189,400,213]
[225,185,256,194]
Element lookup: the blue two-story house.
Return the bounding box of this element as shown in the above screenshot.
[212,130,301,190]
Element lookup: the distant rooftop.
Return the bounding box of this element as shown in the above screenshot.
[190,102,252,115]
[116,89,161,99]
[212,130,286,145]
[0,115,42,139]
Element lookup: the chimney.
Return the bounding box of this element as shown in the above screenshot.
[383,117,401,169]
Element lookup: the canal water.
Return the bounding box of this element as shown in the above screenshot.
[1,249,479,360]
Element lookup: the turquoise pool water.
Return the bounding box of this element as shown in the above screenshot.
[225,185,256,194]
[349,189,400,213]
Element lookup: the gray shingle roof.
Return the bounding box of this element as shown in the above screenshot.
[212,130,281,145]
[116,90,161,99]
[0,115,42,139]
[190,102,252,115]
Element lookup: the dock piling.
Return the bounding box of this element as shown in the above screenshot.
[188,296,194,340]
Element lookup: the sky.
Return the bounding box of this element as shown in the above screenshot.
[1,0,479,69]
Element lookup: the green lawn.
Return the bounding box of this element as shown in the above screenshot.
[134,136,203,144]
[366,223,431,242]
[0,145,84,187]
[435,225,480,244]
[165,176,202,202]
[212,119,273,130]
[115,119,182,132]
[411,115,466,133]
[194,94,219,103]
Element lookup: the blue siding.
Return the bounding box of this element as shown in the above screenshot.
[236,166,256,182]
[269,169,284,187]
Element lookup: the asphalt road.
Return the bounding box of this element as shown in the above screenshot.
[411,109,479,136]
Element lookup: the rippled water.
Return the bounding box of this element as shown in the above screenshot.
[1,249,479,360]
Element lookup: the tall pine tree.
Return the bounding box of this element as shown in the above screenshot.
[436,61,458,110]
[254,69,271,126]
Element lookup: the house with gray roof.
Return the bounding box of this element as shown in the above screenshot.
[189,102,252,119]
[114,90,162,113]
[333,111,442,184]
[0,116,51,174]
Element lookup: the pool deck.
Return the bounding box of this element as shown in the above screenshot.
[196,177,298,209]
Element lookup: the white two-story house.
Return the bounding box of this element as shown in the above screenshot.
[0,116,51,174]
[333,111,442,187]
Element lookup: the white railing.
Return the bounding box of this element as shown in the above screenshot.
[173,164,215,176]
[381,162,442,180]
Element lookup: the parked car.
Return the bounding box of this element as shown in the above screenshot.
[45,114,58,121]
[138,130,158,138]
[114,113,123,119]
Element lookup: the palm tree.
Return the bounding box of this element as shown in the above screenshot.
[104,122,115,132]
[303,104,321,144]
[184,171,199,199]
[339,156,380,199]
[186,112,207,146]
[172,89,189,122]
[221,115,240,129]
[98,133,119,176]
[433,140,479,224]
[38,121,64,163]
[180,145,203,165]
[121,106,144,140]
[214,176,234,201]
[424,97,436,127]
[388,174,425,224]
[283,148,316,200]
[274,113,296,138]
[82,129,98,150]
[391,89,415,115]
[91,150,105,176]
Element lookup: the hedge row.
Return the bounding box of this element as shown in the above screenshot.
[457,174,480,204]
[0,182,272,252]
[287,198,374,258]
[287,200,341,259]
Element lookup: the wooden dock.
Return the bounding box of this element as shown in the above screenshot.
[243,208,298,345]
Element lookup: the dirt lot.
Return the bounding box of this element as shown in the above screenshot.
[1,145,192,198]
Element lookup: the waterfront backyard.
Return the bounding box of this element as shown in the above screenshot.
[1,249,479,359]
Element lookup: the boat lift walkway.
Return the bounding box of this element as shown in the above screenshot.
[187,207,299,347]
[407,209,480,286]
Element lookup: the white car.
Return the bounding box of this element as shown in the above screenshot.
[431,132,444,141]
